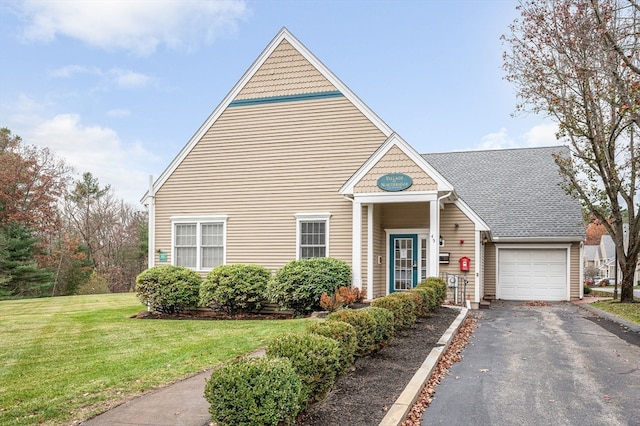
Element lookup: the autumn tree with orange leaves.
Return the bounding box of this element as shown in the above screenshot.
[503,0,640,302]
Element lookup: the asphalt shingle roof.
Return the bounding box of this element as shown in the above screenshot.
[422,146,585,240]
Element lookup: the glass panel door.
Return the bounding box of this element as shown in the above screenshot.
[390,234,418,293]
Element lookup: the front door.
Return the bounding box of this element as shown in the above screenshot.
[390,234,418,293]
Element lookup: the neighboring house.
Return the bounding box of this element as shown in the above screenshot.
[591,229,640,284]
[583,245,599,270]
[141,28,586,307]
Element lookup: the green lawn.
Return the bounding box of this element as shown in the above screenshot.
[590,299,640,325]
[0,293,311,425]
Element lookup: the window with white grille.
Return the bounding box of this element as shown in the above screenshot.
[171,216,227,270]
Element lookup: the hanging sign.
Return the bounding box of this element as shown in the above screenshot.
[377,173,413,192]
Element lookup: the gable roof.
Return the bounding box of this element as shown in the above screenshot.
[340,133,453,195]
[600,234,615,260]
[141,27,393,203]
[583,244,600,261]
[423,146,585,241]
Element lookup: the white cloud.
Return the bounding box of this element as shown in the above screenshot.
[25,114,159,205]
[20,0,248,56]
[48,64,98,78]
[478,128,518,150]
[522,122,561,147]
[49,64,154,90]
[108,68,152,89]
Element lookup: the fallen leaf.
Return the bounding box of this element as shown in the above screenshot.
[479,369,489,373]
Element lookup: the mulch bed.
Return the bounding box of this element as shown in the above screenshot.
[296,306,460,426]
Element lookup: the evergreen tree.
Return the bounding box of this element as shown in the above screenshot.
[0,223,55,299]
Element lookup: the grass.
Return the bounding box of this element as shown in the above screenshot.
[0,293,311,425]
[590,299,640,325]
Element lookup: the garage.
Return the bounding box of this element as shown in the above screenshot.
[498,248,568,301]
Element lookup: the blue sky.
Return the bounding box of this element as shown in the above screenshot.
[0,0,560,205]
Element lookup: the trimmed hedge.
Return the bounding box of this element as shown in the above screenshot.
[371,292,416,330]
[135,265,201,314]
[326,309,377,357]
[418,277,447,304]
[409,287,432,317]
[266,332,343,400]
[306,320,357,374]
[204,356,303,426]
[267,257,352,315]
[362,306,395,349]
[200,264,270,315]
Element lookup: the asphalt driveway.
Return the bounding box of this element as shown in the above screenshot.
[422,301,640,426]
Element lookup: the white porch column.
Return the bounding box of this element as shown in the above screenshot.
[367,204,374,300]
[429,200,439,277]
[352,200,363,290]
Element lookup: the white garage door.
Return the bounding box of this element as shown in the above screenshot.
[498,249,567,301]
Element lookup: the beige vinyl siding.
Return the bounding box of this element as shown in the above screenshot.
[236,40,336,99]
[154,96,386,272]
[438,203,476,302]
[484,242,497,299]
[355,145,437,193]
[380,202,430,229]
[570,242,581,299]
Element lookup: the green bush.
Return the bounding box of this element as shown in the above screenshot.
[76,270,111,295]
[405,290,425,317]
[200,264,270,315]
[371,294,415,330]
[418,277,447,305]
[326,309,377,357]
[267,257,352,315]
[409,287,432,317]
[421,286,439,311]
[386,292,417,329]
[306,320,357,374]
[266,332,343,400]
[135,265,201,314]
[204,356,303,426]
[362,306,394,349]
[583,284,592,295]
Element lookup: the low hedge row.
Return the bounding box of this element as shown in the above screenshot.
[204,276,450,423]
[135,258,351,316]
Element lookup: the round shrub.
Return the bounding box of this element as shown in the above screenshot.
[420,285,439,311]
[362,306,395,349]
[326,309,377,357]
[373,293,416,330]
[583,284,592,295]
[405,290,425,317]
[387,292,417,328]
[267,257,352,315]
[409,287,432,317]
[266,332,343,400]
[135,265,201,314]
[204,356,304,426]
[307,320,357,374]
[418,277,447,304]
[200,264,270,315]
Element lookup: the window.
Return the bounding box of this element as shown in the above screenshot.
[171,216,227,270]
[296,213,331,259]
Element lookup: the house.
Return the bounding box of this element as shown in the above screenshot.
[141,28,586,307]
[586,229,640,284]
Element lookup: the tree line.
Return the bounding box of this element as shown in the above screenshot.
[0,128,147,299]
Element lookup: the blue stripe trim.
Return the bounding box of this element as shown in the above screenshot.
[229,91,343,107]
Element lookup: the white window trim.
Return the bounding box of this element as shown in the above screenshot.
[295,212,331,259]
[170,215,228,271]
